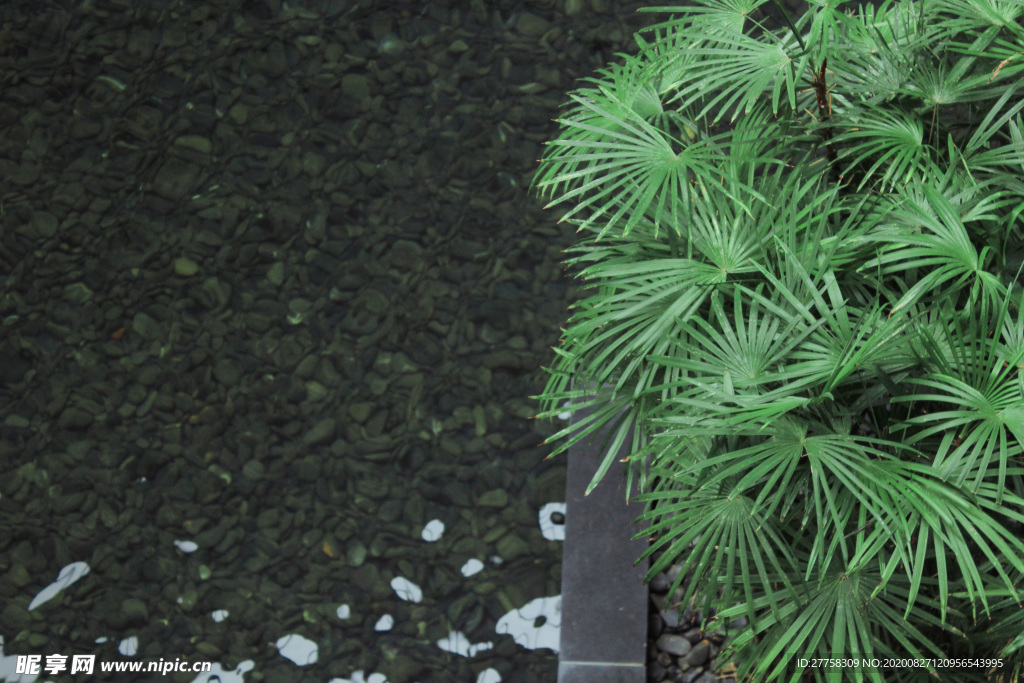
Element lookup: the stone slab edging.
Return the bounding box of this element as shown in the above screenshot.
[558,394,648,682]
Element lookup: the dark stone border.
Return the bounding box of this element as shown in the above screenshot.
[558,398,648,682]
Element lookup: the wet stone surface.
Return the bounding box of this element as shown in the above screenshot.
[0,0,657,682]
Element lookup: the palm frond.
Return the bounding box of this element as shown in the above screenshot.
[961,84,1024,169]
[934,0,1024,31]
[634,465,801,629]
[719,535,948,683]
[860,182,1005,316]
[831,105,939,191]
[640,0,778,46]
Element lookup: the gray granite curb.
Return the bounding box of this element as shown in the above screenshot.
[558,397,648,683]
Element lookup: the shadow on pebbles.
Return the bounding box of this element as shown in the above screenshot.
[646,562,744,683]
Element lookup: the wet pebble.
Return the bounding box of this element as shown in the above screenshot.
[656,633,691,657]
[647,559,737,683]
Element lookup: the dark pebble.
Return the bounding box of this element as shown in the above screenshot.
[656,633,691,657]
[684,640,711,668]
[58,406,94,430]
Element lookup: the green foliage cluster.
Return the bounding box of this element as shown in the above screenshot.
[533,0,1024,680]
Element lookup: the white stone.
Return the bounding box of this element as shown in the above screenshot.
[189,659,254,683]
[437,631,493,657]
[477,668,502,683]
[275,633,318,665]
[28,561,91,611]
[460,558,484,577]
[421,519,445,541]
[391,576,422,603]
[328,672,388,683]
[538,502,566,541]
[118,637,138,657]
[496,595,561,652]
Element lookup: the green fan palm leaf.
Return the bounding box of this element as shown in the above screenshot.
[661,28,804,122]
[831,106,939,191]
[934,0,1024,31]
[635,461,801,626]
[719,534,949,682]
[536,90,770,239]
[643,0,775,38]
[860,182,1006,316]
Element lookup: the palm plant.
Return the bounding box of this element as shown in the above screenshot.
[532,0,1024,680]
